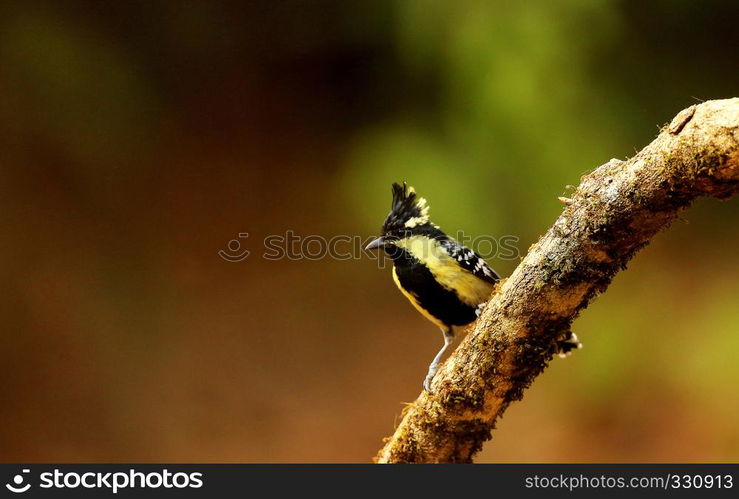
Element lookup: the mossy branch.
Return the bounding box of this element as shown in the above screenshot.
[375,98,739,463]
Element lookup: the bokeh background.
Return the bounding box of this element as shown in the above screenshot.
[1,0,738,462]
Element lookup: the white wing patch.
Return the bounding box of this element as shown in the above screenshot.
[395,235,499,306]
[440,240,500,283]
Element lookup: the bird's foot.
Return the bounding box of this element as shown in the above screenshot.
[423,374,434,394]
[423,363,439,393]
[475,302,487,318]
[423,326,454,394]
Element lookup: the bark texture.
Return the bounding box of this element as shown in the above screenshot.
[376,98,739,463]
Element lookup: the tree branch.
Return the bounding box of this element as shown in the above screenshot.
[375,98,739,463]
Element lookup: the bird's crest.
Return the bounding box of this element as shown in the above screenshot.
[382,182,432,234]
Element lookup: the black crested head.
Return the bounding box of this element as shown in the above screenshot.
[381,182,435,237]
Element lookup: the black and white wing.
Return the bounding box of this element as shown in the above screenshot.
[440,239,500,284]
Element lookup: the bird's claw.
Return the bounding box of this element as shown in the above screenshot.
[475,302,486,318]
[423,375,434,394]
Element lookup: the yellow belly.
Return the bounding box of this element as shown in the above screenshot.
[394,235,495,306]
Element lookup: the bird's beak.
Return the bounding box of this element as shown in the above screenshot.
[365,236,385,251]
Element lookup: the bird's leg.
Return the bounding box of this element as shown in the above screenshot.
[423,326,455,393]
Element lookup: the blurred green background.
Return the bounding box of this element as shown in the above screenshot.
[1,1,738,462]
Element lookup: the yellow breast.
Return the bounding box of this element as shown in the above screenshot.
[394,235,495,307]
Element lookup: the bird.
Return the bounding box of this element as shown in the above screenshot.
[365,182,501,392]
[366,182,581,393]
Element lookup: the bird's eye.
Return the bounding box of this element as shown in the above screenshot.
[383,243,403,259]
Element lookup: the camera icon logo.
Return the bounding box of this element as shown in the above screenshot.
[5,469,31,493]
